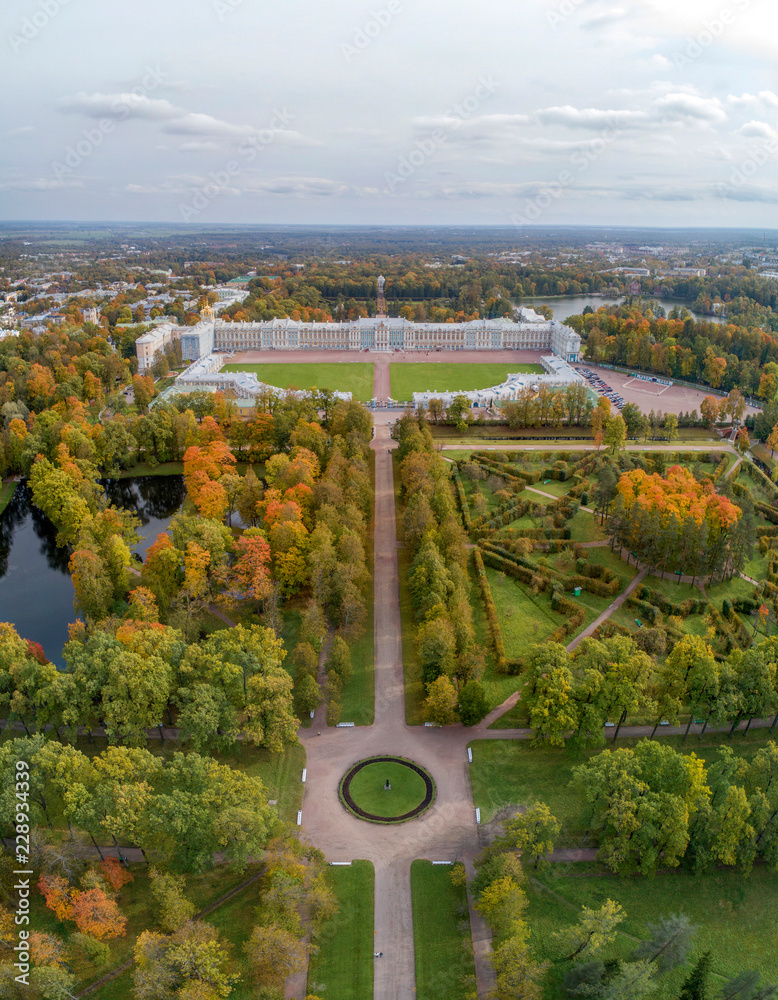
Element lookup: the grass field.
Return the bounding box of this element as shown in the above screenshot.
[347,761,428,818]
[0,480,17,516]
[486,567,579,657]
[411,861,476,1000]
[307,861,375,1000]
[222,362,375,400]
[390,363,544,401]
[530,863,778,999]
[469,731,778,832]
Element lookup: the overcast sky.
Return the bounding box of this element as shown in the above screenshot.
[1,0,777,227]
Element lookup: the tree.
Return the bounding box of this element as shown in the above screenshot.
[604,414,627,455]
[71,885,128,940]
[718,971,778,999]
[491,924,549,1000]
[325,636,352,686]
[632,913,697,974]
[230,529,271,613]
[244,923,306,989]
[296,674,321,715]
[522,644,578,747]
[415,615,457,686]
[554,899,624,962]
[664,413,679,442]
[700,396,719,428]
[149,867,195,932]
[500,803,561,870]
[476,875,528,941]
[587,959,657,1000]
[132,374,155,413]
[236,467,263,526]
[679,951,712,1000]
[767,425,778,458]
[457,679,488,725]
[133,921,237,999]
[424,674,459,726]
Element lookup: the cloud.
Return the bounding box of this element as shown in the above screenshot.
[737,121,777,140]
[242,176,350,196]
[727,91,778,110]
[58,92,181,121]
[57,91,320,146]
[6,126,35,137]
[653,92,727,123]
[536,106,647,129]
[0,178,83,190]
[179,141,220,152]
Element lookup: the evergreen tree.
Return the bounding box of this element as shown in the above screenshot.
[679,951,712,1000]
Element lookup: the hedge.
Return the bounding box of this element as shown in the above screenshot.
[450,465,472,533]
[472,548,506,668]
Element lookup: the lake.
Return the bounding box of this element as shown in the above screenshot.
[518,295,727,326]
[0,475,185,665]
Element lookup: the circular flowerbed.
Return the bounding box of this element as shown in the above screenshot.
[339,756,436,824]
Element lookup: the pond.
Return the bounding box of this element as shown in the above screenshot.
[0,475,185,666]
[517,294,728,326]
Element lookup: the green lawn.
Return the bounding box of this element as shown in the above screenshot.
[486,567,570,657]
[411,861,476,1000]
[530,864,778,999]
[222,362,375,401]
[528,480,572,499]
[0,480,17,516]
[307,861,375,1000]
[390,363,543,401]
[347,761,427,818]
[469,732,778,833]
[568,510,607,542]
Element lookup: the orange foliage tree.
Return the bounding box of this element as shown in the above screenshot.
[614,464,744,579]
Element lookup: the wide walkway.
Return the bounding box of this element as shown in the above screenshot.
[298,422,489,999]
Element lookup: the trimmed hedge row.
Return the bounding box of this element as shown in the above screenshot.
[634,585,707,617]
[756,501,778,525]
[450,465,472,533]
[741,459,778,502]
[472,548,507,667]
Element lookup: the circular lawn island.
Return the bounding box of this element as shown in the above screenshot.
[339,756,436,824]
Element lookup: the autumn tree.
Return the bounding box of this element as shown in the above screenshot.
[553,899,625,961]
[424,675,459,726]
[149,867,195,932]
[498,803,561,870]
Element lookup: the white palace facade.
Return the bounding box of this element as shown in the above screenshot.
[136,303,582,374]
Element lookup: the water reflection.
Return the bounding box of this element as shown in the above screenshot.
[103,475,185,557]
[0,475,185,663]
[0,482,75,664]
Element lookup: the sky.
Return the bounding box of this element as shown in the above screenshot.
[1,0,778,227]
